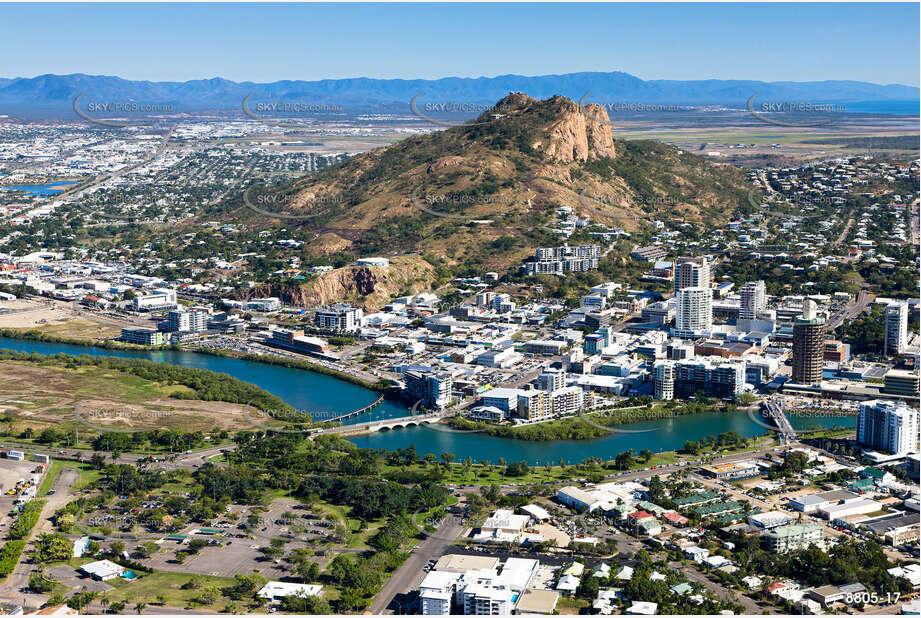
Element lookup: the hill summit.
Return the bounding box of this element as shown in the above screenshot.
[240,93,750,274]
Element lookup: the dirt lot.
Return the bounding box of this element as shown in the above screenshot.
[0,361,266,436]
[0,299,123,339]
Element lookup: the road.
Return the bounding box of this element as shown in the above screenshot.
[0,467,79,609]
[673,560,769,614]
[369,499,469,614]
[827,289,873,330]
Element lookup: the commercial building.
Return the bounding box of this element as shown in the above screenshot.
[885,301,908,356]
[674,287,712,335]
[739,280,767,320]
[857,399,919,455]
[257,582,322,603]
[246,297,281,312]
[166,308,209,332]
[791,300,826,385]
[132,287,177,311]
[537,368,566,392]
[79,559,127,581]
[790,489,860,513]
[765,523,824,553]
[404,370,453,410]
[699,460,760,480]
[749,511,796,529]
[883,369,920,398]
[525,339,568,356]
[119,327,166,345]
[314,303,363,331]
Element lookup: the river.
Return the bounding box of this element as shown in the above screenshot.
[0,336,854,463]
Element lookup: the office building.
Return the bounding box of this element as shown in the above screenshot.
[675,287,712,335]
[166,308,209,332]
[884,369,920,398]
[857,400,919,455]
[885,302,908,356]
[674,256,710,294]
[404,371,453,411]
[119,327,166,346]
[739,281,767,320]
[791,299,825,384]
[132,288,177,311]
[314,303,363,331]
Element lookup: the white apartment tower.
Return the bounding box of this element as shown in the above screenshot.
[885,302,908,356]
[739,280,767,320]
[857,400,919,455]
[653,360,675,400]
[674,257,711,294]
[675,287,713,334]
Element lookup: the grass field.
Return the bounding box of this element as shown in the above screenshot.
[104,571,238,611]
[0,360,256,445]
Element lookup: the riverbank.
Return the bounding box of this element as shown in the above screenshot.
[448,401,744,442]
[0,327,177,352]
[0,326,390,393]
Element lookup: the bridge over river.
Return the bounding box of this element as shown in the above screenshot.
[760,399,797,444]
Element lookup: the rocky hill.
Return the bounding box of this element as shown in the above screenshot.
[233,93,752,274]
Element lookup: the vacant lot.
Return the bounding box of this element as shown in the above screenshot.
[0,361,262,442]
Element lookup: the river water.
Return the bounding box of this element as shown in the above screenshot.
[0,337,854,463]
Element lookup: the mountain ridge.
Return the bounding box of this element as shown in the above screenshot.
[1,71,917,116]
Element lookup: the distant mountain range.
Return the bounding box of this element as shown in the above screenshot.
[0,71,917,118]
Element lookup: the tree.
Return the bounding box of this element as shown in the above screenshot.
[639,449,653,462]
[134,600,146,615]
[440,452,455,466]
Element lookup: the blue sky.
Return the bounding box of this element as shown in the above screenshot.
[2,3,918,85]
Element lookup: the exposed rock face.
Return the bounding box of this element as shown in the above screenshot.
[241,256,436,311]
[543,96,616,163]
[490,93,615,163]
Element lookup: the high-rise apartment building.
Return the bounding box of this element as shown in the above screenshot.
[674,256,711,294]
[675,287,713,335]
[791,300,825,385]
[857,400,919,455]
[885,302,908,356]
[739,281,767,320]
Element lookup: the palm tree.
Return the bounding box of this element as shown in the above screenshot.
[134,600,146,615]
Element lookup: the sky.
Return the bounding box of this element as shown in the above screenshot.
[2,3,918,86]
